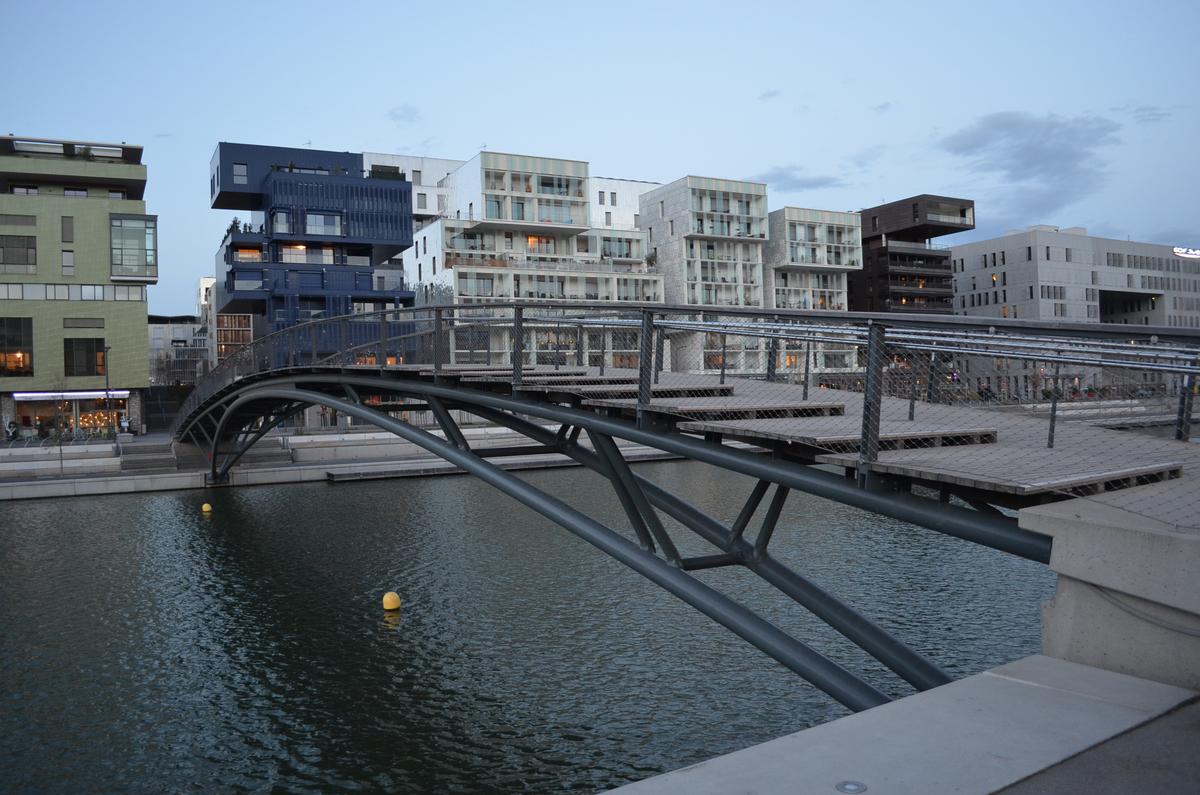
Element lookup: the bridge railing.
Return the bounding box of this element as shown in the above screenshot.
[174,302,1200,531]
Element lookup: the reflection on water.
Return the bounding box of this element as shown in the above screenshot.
[0,461,1054,792]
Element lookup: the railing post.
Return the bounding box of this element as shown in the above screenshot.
[288,327,297,367]
[599,326,607,376]
[433,308,444,372]
[340,317,349,366]
[907,354,919,421]
[802,339,811,401]
[857,321,885,489]
[554,322,561,371]
[1175,372,1194,441]
[1047,359,1061,449]
[511,306,524,388]
[925,350,938,403]
[574,324,584,367]
[378,312,387,373]
[311,322,318,365]
[654,319,665,383]
[638,309,654,409]
[766,335,778,382]
[719,333,728,385]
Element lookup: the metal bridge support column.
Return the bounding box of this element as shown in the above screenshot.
[637,310,654,417]
[511,307,524,388]
[802,340,811,401]
[857,320,885,489]
[433,308,445,372]
[1176,373,1194,441]
[719,333,728,385]
[1048,358,1061,448]
[378,312,387,373]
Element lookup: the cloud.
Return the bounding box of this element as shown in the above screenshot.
[871,102,892,113]
[1109,104,1173,124]
[152,132,174,138]
[748,165,846,191]
[849,144,886,169]
[387,104,420,125]
[940,111,1120,218]
[758,89,781,101]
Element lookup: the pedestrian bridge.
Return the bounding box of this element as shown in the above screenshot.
[172,302,1200,712]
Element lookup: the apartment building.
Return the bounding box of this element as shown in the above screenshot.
[850,194,974,314]
[765,207,861,311]
[950,226,1200,396]
[639,176,768,309]
[1,136,156,436]
[147,314,208,386]
[208,142,415,341]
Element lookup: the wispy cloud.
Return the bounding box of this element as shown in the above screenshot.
[940,111,1120,218]
[1109,104,1174,124]
[758,89,781,101]
[849,144,886,169]
[748,165,845,191]
[152,132,174,139]
[387,104,420,125]
[871,101,892,113]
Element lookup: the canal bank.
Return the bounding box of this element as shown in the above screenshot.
[0,425,678,501]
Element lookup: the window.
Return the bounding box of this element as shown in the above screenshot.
[511,199,525,221]
[64,337,106,376]
[1028,286,1035,299]
[46,285,69,300]
[871,215,879,232]
[233,163,248,185]
[0,284,22,299]
[80,285,103,301]
[504,232,513,250]
[485,197,503,219]
[422,237,427,255]
[912,203,920,222]
[412,170,421,185]
[991,273,997,286]
[11,186,38,195]
[598,191,605,205]
[432,256,437,275]
[610,192,616,206]
[1046,246,1051,260]
[1001,251,1006,265]
[110,216,157,278]
[108,189,126,200]
[0,317,33,376]
[62,250,74,276]
[1027,246,1032,261]
[0,235,37,274]
[633,214,640,227]
[65,188,88,198]
[271,209,290,234]
[991,252,996,266]
[1065,247,1072,263]
[0,214,35,226]
[659,201,664,218]
[606,212,612,226]
[416,192,427,210]
[305,212,342,236]
[64,318,104,328]
[1002,272,1007,285]
[62,216,73,243]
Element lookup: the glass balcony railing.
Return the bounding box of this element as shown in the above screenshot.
[926,212,973,225]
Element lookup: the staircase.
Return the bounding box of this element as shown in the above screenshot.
[119,441,178,472]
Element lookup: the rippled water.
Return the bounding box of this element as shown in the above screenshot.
[0,461,1055,792]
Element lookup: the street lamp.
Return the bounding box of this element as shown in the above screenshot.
[103,344,113,440]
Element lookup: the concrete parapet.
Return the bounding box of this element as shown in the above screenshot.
[1021,492,1200,691]
[608,655,1194,794]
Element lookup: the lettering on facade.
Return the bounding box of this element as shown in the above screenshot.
[1173,246,1200,259]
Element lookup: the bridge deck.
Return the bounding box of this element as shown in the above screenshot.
[677,417,997,452]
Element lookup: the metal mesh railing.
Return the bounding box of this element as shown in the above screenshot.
[174,302,1200,532]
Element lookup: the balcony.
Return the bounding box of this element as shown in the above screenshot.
[444,251,655,275]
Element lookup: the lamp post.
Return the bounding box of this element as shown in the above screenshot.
[104,345,113,440]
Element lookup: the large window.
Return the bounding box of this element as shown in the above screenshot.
[233,163,248,185]
[65,187,88,198]
[1,235,37,274]
[305,212,342,236]
[64,337,106,376]
[272,209,290,234]
[110,216,157,279]
[0,317,33,377]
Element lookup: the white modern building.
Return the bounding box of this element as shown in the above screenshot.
[950,226,1200,396]
[639,176,768,309]
[765,207,862,311]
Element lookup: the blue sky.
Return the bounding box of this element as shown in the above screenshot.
[5,0,1198,313]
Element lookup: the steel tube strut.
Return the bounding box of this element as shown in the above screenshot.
[454,402,952,691]
[271,374,1050,563]
[213,385,889,712]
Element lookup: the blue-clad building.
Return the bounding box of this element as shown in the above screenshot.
[209,142,414,342]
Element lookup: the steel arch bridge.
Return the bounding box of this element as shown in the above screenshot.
[172,301,1200,713]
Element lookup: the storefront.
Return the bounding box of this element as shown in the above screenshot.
[8,390,131,438]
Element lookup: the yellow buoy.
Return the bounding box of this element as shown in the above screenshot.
[382,591,402,611]
[201,503,213,513]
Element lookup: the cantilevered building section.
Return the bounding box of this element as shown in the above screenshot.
[208,142,415,339]
[765,207,862,311]
[0,135,156,435]
[404,152,662,306]
[851,194,974,314]
[639,176,768,309]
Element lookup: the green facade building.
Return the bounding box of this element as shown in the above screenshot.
[1,136,156,437]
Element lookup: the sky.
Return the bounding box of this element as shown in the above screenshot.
[5,0,1198,314]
